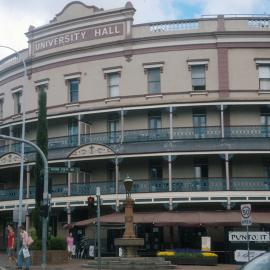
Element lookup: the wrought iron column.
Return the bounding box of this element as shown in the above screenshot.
[78,114,81,146]
[115,157,119,209]
[168,155,173,210]
[169,106,174,140]
[67,161,72,225]
[220,104,224,138]
[8,126,13,152]
[225,153,231,210]
[121,109,125,143]
[168,155,172,192]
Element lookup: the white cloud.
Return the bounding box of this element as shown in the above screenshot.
[1,0,270,59]
[0,0,177,59]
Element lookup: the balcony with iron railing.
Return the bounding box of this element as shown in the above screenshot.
[132,15,270,39]
[1,177,270,202]
[1,125,270,157]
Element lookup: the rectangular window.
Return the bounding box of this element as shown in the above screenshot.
[107,73,120,98]
[148,113,162,129]
[108,114,119,143]
[68,118,78,146]
[260,107,270,137]
[148,68,161,94]
[259,65,270,90]
[69,79,79,103]
[14,91,22,114]
[191,65,206,91]
[193,108,206,138]
[149,160,163,181]
[194,158,208,191]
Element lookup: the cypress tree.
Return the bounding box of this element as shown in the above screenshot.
[33,86,48,238]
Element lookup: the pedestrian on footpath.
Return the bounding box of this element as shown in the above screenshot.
[7,224,16,266]
[66,232,74,260]
[17,225,31,270]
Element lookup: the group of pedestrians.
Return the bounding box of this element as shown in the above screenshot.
[6,224,31,270]
[6,224,75,269]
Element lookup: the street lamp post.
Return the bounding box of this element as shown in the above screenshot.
[0,45,27,255]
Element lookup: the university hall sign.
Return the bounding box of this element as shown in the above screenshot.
[33,23,123,52]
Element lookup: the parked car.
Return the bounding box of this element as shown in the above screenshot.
[238,252,270,270]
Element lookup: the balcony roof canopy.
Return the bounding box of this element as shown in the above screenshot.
[72,211,270,227]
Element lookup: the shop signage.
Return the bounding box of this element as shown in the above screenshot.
[201,236,211,251]
[229,231,270,242]
[234,250,266,262]
[241,204,252,226]
[33,23,124,53]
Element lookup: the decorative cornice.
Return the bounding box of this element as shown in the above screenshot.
[0,153,26,166]
[69,144,115,158]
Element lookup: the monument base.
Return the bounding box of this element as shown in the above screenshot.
[82,257,176,269]
[114,237,144,257]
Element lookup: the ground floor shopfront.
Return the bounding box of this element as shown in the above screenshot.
[1,206,270,264]
[69,210,270,264]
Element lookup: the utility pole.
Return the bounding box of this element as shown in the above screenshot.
[96,187,101,270]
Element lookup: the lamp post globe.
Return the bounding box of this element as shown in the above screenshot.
[124,175,133,197]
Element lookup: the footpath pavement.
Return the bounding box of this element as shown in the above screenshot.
[0,252,239,270]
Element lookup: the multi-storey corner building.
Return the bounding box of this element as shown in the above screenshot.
[1,1,270,261]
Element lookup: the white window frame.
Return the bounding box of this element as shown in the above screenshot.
[107,72,120,98]
[258,65,270,91]
[11,87,22,115]
[64,73,81,104]
[103,66,122,99]
[143,62,164,95]
[187,59,209,92]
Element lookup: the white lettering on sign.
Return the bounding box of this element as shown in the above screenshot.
[33,23,123,53]
[229,231,270,242]
[94,25,121,37]
[234,250,266,262]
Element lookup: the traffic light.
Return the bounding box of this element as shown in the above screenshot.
[87,196,95,207]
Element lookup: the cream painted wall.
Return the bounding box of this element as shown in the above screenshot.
[48,119,69,137]
[172,156,223,178]
[230,106,260,125]
[229,49,270,90]
[124,111,148,130]
[232,156,263,177]
[120,158,149,180]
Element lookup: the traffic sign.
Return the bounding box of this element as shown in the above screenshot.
[48,167,75,174]
[13,207,26,223]
[241,204,252,226]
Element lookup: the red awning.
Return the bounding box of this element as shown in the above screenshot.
[71,211,270,227]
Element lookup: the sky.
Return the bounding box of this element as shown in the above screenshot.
[1,0,270,59]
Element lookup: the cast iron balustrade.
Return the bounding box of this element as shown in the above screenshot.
[150,20,199,32]
[231,177,270,190]
[172,178,226,192]
[0,125,270,154]
[1,177,269,202]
